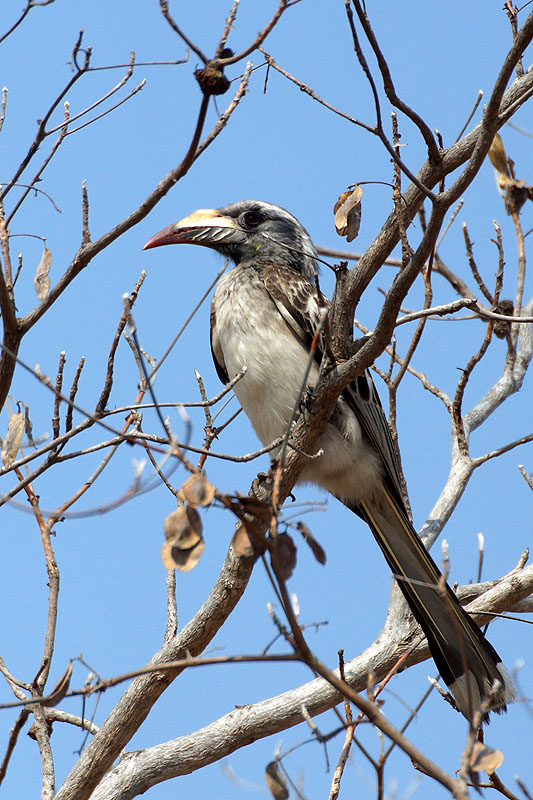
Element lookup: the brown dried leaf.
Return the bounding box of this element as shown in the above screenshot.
[469,741,504,774]
[334,185,363,242]
[179,473,215,507]
[504,179,529,215]
[488,134,510,180]
[296,521,327,565]
[224,494,271,551]
[265,761,289,800]
[1,411,24,466]
[33,244,52,301]
[272,532,297,581]
[162,537,205,572]
[43,660,73,707]
[163,504,205,571]
[230,493,273,521]
[163,505,202,548]
[231,523,255,558]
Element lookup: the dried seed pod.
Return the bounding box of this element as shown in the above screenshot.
[179,473,215,507]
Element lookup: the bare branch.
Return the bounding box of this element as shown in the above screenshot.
[350,0,441,164]
[0,709,30,786]
[0,0,56,46]
[158,0,208,63]
[85,566,533,800]
[395,298,477,326]
[214,1,297,66]
[16,64,252,346]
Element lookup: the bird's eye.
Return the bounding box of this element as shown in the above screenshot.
[241,211,262,228]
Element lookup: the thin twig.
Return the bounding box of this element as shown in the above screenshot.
[51,351,66,443]
[64,80,146,137]
[395,298,477,326]
[213,0,297,66]
[455,90,484,143]
[0,709,30,785]
[463,223,494,304]
[0,32,91,204]
[351,0,440,163]
[159,0,208,63]
[0,0,56,46]
[453,322,494,454]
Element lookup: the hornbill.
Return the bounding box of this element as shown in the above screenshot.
[144,199,512,721]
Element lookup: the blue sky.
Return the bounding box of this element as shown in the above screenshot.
[1,1,532,798]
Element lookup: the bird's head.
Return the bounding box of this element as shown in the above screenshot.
[143,200,318,281]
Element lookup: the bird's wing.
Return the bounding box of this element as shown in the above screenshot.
[210,303,230,384]
[261,263,325,346]
[342,372,406,510]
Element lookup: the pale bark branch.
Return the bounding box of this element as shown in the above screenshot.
[88,565,533,800]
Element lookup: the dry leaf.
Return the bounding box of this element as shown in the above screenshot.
[272,532,297,581]
[224,494,271,554]
[179,473,215,507]
[231,523,256,558]
[163,505,202,548]
[230,493,273,520]
[162,504,205,571]
[265,761,289,800]
[296,521,327,565]
[161,537,205,572]
[469,741,504,774]
[334,185,363,242]
[1,411,24,466]
[489,134,532,214]
[43,660,73,707]
[488,134,510,182]
[33,244,52,301]
[504,179,530,215]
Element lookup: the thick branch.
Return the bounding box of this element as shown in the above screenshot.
[88,565,533,800]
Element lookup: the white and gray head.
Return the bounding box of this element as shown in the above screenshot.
[143,200,318,281]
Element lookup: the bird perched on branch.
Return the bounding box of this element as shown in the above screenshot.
[144,199,512,721]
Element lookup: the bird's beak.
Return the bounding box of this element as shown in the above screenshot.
[143,209,244,250]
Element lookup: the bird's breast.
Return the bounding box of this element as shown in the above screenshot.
[212,267,312,448]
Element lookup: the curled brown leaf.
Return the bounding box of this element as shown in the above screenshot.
[296,521,326,565]
[179,473,215,507]
[161,537,205,572]
[43,660,73,708]
[33,244,52,301]
[231,523,256,558]
[469,741,504,774]
[333,185,363,242]
[163,505,202,548]
[265,761,289,800]
[1,410,24,466]
[272,532,297,581]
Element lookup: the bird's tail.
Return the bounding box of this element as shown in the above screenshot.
[349,491,512,721]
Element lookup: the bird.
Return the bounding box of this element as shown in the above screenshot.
[144,199,512,721]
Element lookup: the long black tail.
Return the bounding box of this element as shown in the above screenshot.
[345,491,512,721]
